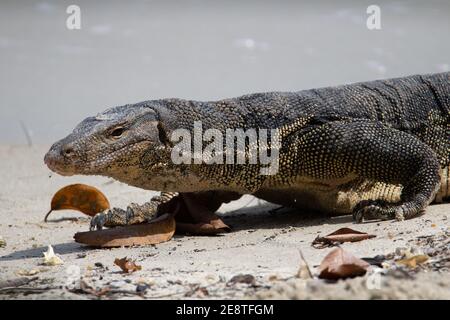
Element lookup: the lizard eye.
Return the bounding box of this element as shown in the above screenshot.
[111,127,125,138]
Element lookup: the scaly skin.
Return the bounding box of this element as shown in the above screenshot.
[44,72,450,229]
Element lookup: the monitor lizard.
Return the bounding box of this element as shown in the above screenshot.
[44,72,450,230]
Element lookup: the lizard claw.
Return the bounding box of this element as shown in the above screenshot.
[353,199,397,223]
[90,210,109,231]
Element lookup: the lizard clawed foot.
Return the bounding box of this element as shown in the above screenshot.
[90,210,109,231]
[352,199,400,223]
[89,208,130,231]
[89,193,178,231]
[88,192,234,234]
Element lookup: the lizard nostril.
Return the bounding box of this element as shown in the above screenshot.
[61,145,74,157]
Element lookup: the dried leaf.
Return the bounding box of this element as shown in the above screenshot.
[227,274,256,286]
[312,227,376,248]
[74,279,111,297]
[74,215,176,247]
[185,286,209,297]
[268,275,278,281]
[16,269,40,276]
[42,245,64,266]
[396,255,429,268]
[318,247,370,280]
[44,184,110,222]
[361,255,387,267]
[114,257,142,273]
[0,236,6,248]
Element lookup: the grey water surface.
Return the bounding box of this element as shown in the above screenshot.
[0,0,449,144]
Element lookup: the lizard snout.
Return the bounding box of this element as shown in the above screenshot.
[44,142,76,176]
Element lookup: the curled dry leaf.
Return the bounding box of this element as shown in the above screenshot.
[44,184,110,222]
[318,247,370,280]
[396,255,429,268]
[114,257,142,273]
[42,245,64,266]
[74,215,176,247]
[312,227,376,248]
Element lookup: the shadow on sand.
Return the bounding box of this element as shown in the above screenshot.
[1,203,357,261]
[221,203,355,232]
[0,242,90,262]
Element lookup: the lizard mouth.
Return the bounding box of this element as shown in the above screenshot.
[44,150,76,176]
[86,140,151,172]
[44,140,151,176]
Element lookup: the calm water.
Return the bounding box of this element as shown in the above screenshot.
[1,0,449,144]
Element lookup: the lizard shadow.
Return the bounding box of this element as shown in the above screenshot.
[220,203,355,232]
[0,242,90,262]
[1,204,357,262]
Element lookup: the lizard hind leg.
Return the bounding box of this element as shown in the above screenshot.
[291,120,442,223]
[352,142,441,222]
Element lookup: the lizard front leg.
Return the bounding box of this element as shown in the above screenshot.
[90,192,178,230]
[90,190,242,231]
[291,120,442,222]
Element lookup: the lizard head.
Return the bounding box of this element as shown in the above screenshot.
[44,101,175,187]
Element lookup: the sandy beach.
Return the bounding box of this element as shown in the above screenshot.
[1,0,449,300]
[0,145,448,299]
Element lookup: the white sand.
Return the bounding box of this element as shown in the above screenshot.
[0,145,449,299]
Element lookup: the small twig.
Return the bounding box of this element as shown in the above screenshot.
[298,249,314,279]
[0,286,58,295]
[146,290,187,299]
[106,289,145,297]
[0,277,38,289]
[148,280,222,299]
[19,120,33,147]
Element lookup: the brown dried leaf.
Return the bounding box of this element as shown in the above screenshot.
[74,215,176,247]
[44,184,110,222]
[227,274,256,286]
[185,285,209,297]
[312,227,376,248]
[396,255,429,268]
[76,279,111,297]
[114,257,142,273]
[318,247,370,280]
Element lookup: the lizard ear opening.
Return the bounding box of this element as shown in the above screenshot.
[157,121,172,147]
